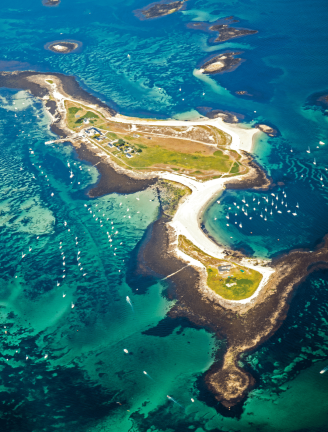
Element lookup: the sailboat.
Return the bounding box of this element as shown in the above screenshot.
[242,197,246,203]
[226,214,229,219]
[319,141,325,145]
[260,212,263,218]
[296,203,299,208]
[239,223,242,228]
[306,147,310,153]
[313,158,317,165]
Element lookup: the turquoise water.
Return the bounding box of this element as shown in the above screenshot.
[1,0,328,430]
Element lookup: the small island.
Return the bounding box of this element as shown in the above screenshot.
[235,90,253,96]
[134,0,187,20]
[199,52,243,75]
[45,41,81,54]
[255,123,279,137]
[188,16,257,44]
[209,23,258,43]
[42,0,60,6]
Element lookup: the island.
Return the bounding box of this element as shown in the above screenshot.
[42,0,60,6]
[45,41,81,54]
[255,123,279,137]
[209,23,258,43]
[188,16,257,43]
[199,52,243,75]
[134,0,187,20]
[1,71,328,409]
[235,90,253,96]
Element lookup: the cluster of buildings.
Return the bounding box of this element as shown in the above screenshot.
[79,127,135,159]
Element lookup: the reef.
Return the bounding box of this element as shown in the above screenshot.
[45,41,80,54]
[304,90,328,117]
[199,52,243,75]
[134,0,187,20]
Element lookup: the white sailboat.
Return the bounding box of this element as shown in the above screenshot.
[306,147,310,153]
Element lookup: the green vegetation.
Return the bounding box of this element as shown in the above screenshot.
[206,266,262,300]
[46,79,54,84]
[157,180,191,216]
[68,107,81,115]
[230,162,240,174]
[178,235,262,301]
[120,145,231,172]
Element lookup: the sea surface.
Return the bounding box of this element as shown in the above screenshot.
[0,0,328,430]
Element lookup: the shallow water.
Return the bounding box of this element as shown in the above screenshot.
[1,0,328,430]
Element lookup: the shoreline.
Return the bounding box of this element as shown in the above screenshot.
[2,70,326,407]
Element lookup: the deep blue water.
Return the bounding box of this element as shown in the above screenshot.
[1,0,328,430]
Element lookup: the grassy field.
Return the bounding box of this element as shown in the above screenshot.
[118,145,231,172]
[64,101,243,178]
[178,236,262,300]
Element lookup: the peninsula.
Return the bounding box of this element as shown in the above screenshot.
[2,71,328,408]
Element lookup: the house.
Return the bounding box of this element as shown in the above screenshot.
[83,118,90,124]
[108,143,114,148]
[218,265,231,273]
[126,153,133,158]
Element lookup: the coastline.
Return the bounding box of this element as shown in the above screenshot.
[2,70,327,408]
